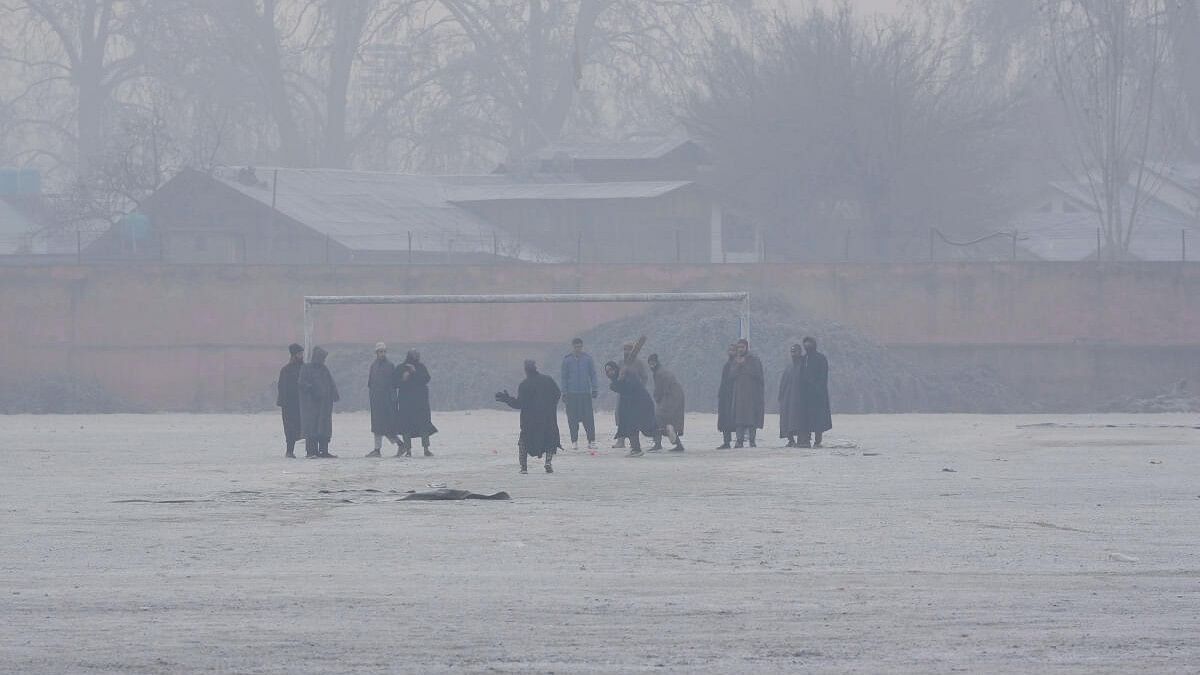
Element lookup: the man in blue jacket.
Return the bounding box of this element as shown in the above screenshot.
[560,337,598,450]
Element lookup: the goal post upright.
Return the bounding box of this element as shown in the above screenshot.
[302,291,750,359]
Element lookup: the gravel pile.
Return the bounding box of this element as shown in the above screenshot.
[285,298,1024,414]
[570,299,1023,414]
[1105,380,1200,413]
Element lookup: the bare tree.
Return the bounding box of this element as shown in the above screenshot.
[1044,0,1175,259]
[1167,0,1200,151]
[432,0,750,163]
[0,0,154,177]
[686,3,1022,261]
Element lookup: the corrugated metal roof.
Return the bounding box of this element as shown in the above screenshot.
[211,168,562,260]
[533,135,695,161]
[447,181,690,202]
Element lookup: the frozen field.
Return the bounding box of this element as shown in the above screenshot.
[1,411,1198,674]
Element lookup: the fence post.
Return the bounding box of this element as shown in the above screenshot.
[324,234,330,264]
[76,230,81,265]
[1183,229,1188,262]
[407,231,413,264]
[1012,229,1018,261]
[675,229,681,263]
[576,231,582,264]
[493,232,499,260]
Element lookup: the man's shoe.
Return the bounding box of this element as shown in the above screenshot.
[285,451,296,458]
[670,442,685,452]
[305,453,319,459]
[612,440,626,449]
[545,464,554,473]
[394,449,407,458]
[647,445,662,453]
[749,441,757,448]
[366,449,382,458]
[734,442,744,448]
[321,452,338,458]
[519,467,528,474]
[572,442,579,451]
[784,440,796,448]
[423,448,433,457]
[626,449,644,457]
[587,441,597,450]
[716,443,731,450]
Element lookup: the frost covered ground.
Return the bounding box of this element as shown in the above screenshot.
[2,411,1198,674]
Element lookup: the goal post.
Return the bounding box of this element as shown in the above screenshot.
[303,292,751,359]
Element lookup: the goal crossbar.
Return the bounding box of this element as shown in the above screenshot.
[303,291,750,357]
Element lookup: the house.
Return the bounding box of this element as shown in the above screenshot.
[446,179,720,263]
[519,134,710,182]
[87,155,739,264]
[1011,177,1199,261]
[85,167,563,264]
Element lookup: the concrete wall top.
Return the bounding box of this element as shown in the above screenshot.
[2,262,1198,351]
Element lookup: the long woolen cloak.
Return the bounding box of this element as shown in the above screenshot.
[368,357,397,435]
[801,351,833,433]
[652,366,686,435]
[395,359,437,438]
[729,353,765,429]
[717,356,736,433]
[610,370,657,440]
[276,360,303,442]
[501,371,562,458]
[778,357,806,437]
[299,346,339,441]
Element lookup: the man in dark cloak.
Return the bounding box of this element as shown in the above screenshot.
[394,349,437,457]
[612,339,649,449]
[778,344,807,447]
[496,360,562,474]
[647,353,686,452]
[299,345,339,458]
[366,342,401,457]
[716,343,737,449]
[605,360,657,457]
[276,343,304,458]
[800,336,833,448]
[730,338,765,448]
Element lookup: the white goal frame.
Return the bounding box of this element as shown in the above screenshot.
[303,292,750,358]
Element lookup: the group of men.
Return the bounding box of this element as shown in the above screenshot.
[714,337,832,449]
[275,343,437,458]
[274,333,832,469]
[493,336,688,471]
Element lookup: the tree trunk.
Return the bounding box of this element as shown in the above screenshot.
[320,0,370,168]
[251,0,307,166]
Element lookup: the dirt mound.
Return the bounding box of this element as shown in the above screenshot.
[297,299,1022,414]
[571,299,1023,414]
[1105,380,1200,413]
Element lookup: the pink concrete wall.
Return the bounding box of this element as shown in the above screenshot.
[3,262,1198,410]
